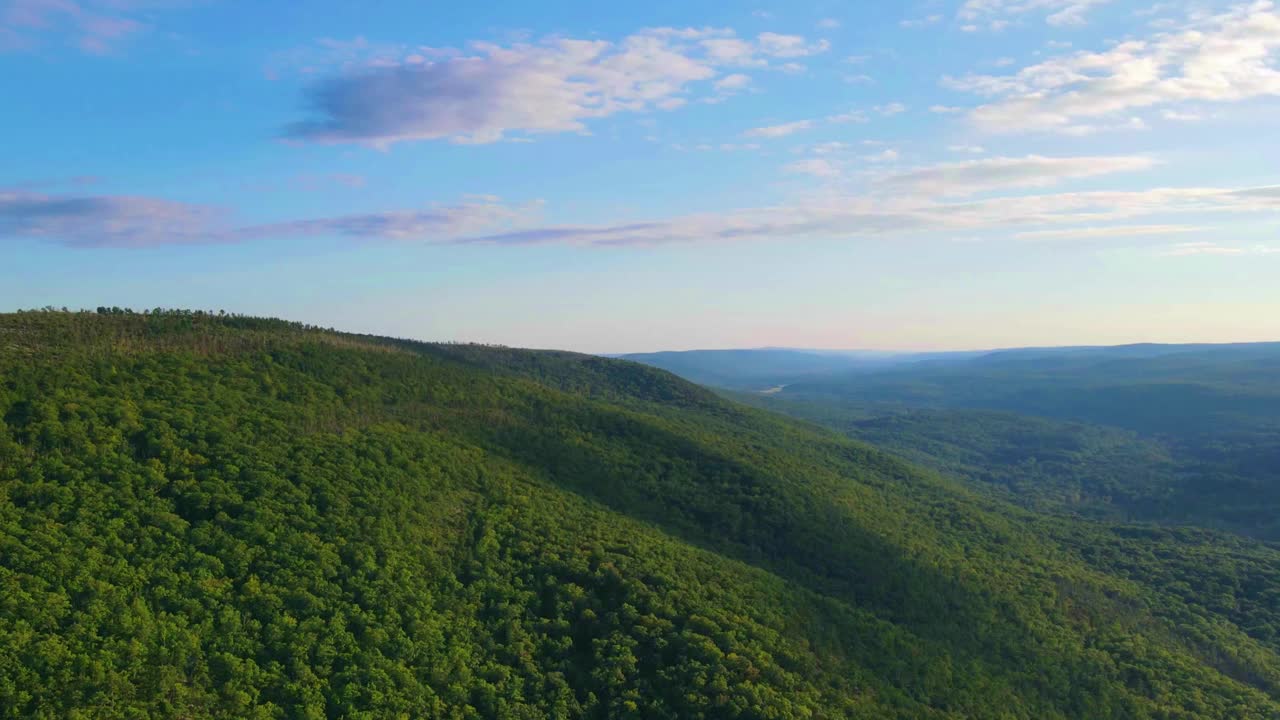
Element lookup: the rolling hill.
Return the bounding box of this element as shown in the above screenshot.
[2,310,1280,718]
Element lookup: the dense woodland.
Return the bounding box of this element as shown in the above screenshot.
[3,310,1280,718]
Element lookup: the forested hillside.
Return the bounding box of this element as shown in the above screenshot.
[3,310,1280,718]
[725,344,1280,540]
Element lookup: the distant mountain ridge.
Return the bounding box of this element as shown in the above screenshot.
[645,341,1280,540]
[617,341,1280,390]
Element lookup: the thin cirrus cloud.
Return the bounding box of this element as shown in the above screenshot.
[234,198,540,242]
[783,158,840,177]
[958,0,1113,28]
[1161,241,1280,256]
[945,1,1280,134]
[0,190,224,247]
[743,120,813,138]
[744,103,902,138]
[900,14,943,29]
[284,28,828,147]
[0,189,537,247]
[0,0,192,54]
[879,154,1155,196]
[7,169,1276,250]
[457,185,1278,248]
[1013,224,1199,240]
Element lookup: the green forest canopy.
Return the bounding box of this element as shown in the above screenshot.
[2,309,1279,718]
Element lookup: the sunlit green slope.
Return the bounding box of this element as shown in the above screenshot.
[1,310,1278,719]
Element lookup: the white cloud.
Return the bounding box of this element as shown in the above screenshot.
[881,154,1155,196]
[744,120,814,138]
[1055,116,1150,135]
[0,189,223,247]
[948,144,987,153]
[958,0,1114,28]
[1160,241,1280,256]
[715,72,752,89]
[817,18,842,29]
[756,32,830,57]
[784,158,841,177]
[901,14,944,28]
[947,2,1280,134]
[930,105,966,114]
[844,73,874,84]
[0,189,539,247]
[12,173,1279,250]
[714,73,753,90]
[287,27,829,146]
[240,198,540,241]
[827,110,869,123]
[701,37,761,65]
[810,141,850,155]
[1014,223,1198,239]
[0,0,191,54]
[864,149,900,163]
[457,183,1277,248]
[875,102,908,116]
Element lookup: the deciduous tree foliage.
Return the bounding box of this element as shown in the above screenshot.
[1,310,1278,718]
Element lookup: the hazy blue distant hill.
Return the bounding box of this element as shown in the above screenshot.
[720,342,1280,540]
[782,341,1280,434]
[614,347,1003,389]
[618,343,1280,391]
[614,348,898,388]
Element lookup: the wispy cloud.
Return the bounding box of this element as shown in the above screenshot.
[880,154,1155,196]
[0,189,225,247]
[290,173,368,190]
[714,73,752,91]
[9,169,1276,250]
[743,120,813,138]
[237,197,540,242]
[827,110,869,123]
[900,14,943,28]
[285,27,829,146]
[784,158,841,177]
[958,0,1114,28]
[755,32,829,57]
[0,189,537,247]
[864,148,900,163]
[456,184,1277,248]
[0,0,191,54]
[1160,241,1280,256]
[1014,223,1198,240]
[946,2,1280,134]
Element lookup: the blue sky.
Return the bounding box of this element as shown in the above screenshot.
[2,0,1278,352]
